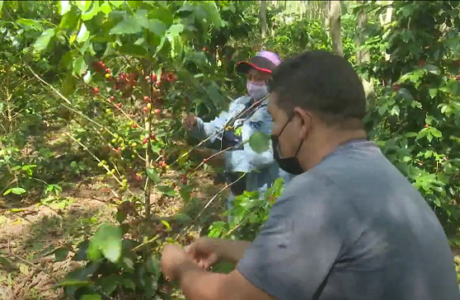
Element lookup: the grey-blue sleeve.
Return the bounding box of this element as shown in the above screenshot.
[237,175,347,300]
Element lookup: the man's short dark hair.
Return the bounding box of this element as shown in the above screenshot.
[268,50,366,128]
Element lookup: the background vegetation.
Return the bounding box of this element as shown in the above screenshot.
[1,1,460,299]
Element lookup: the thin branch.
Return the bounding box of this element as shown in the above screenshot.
[65,133,129,197]
[131,235,159,252]
[27,66,118,137]
[175,172,246,240]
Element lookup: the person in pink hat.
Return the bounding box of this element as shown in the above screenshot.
[183,50,294,216]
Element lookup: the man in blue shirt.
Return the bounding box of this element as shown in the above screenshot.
[162,50,459,300]
[184,51,293,211]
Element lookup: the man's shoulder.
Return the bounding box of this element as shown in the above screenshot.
[282,170,337,199]
[273,171,344,217]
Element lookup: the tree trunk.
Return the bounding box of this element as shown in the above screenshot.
[260,0,267,39]
[328,1,343,57]
[356,1,375,105]
[356,7,369,65]
[379,1,393,61]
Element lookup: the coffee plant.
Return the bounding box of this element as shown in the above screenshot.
[2,1,460,299]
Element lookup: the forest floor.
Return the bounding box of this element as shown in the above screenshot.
[0,171,226,300]
[0,126,227,300]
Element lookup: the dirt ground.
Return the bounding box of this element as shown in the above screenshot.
[0,169,226,300]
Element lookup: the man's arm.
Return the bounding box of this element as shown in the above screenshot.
[176,264,275,300]
[218,239,252,265]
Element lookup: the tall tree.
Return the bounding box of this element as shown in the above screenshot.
[379,1,393,61]
[328,1,343,56]
[260,0,268,39]
[356,1,374,103]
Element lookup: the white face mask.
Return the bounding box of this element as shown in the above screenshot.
[247,81,269,100]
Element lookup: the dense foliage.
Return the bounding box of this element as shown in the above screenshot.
[1,1,460,299]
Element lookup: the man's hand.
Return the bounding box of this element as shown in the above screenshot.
[183,112,197,130]
[162,240,273,300]
[161,244,193,281]
[186,237,252,267]
[185,237,223,269]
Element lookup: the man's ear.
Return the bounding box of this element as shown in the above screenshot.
[293,107,311,139]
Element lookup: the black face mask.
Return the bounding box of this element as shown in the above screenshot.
[271,116,304,175]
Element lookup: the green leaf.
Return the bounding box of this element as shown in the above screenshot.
[378,103,388,115]
[417,128,428,140]
[118,44,148,57]
[161,220,172,231]
[115,210,127,223]
[3,187,26,196]
[430,128,442,138]
[145,255,161,279]
[73,57,88,76]
[128,0,142,9]
[96,274,121,294]
[33,29,55,52]
[56,279,92,287]
[449,80,460,96]
[397,88,413,100]
[424,64,440,75]
[59,1,71,15]
[248,131,270,153]
[87,239,102,261]
[405,132,418,138]
[146,19,167,37]
[11,187,26,195]
[134,9,149,27]
[390,105,400,116]
[60,8,80,29]
[200,2,223,27]
[204,83,227,110]
[81,295,101,300]
[110,16,142,35]
[428,88,438,99]
[179,185,193,203]
[81,1,100,21]
[77,23,90,43]
[100,1,112,14]
[62,72,77,96]
[167,24,184,37]
[17,18,43,31]
[103,42,116,57]
[122,278,136,290]
[212,261,235,274]
[146,168,160,184]
[119,255,135,272]
[73,241,90,261]
[89,224,122,263]
[100,226,122,263]
[156,186,176,197]
[54,247,69,262]
[400,30,413,43]
[83,71,92,83]
[109,0,124,7]
[75,0,91,12]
